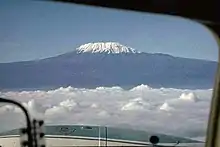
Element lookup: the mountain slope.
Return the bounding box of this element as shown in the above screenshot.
[0,42,217,90]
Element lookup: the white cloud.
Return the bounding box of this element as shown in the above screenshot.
[159,102,173,111]
[0,105,15,113]
[98,110,110,117]
[59,99,77,111]
[45,106,67,116]
[179,92,199,102]
[0,85,213,141]
[91,103,98,108]
[121,97,149,111]
[130,84,152,91]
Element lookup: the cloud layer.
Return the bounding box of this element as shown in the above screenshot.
[0,85,213,141]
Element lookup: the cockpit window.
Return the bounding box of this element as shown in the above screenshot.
[0,0,218,146]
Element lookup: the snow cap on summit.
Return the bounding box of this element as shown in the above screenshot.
[76,42,141,54]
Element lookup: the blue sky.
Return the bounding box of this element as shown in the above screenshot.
[0,0,219,63]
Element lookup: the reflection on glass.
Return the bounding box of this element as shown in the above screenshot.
[0,0,218,146]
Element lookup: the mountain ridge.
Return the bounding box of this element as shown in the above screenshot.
[0,42,217,90]
[0,42,216,64]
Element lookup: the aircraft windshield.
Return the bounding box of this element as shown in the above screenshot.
[0,1,218,146]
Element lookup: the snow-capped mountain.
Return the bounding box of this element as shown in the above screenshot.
[76,42,141,54]
[0,42,217,89]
